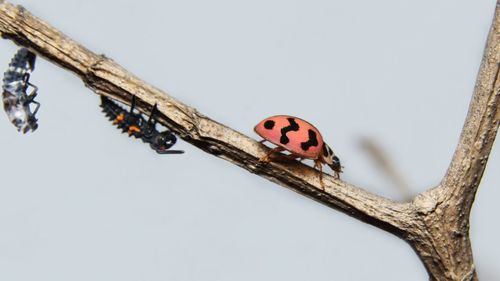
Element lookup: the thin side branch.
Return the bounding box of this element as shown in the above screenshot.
[0,2,416,237]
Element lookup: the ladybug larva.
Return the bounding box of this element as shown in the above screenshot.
[100,95,184,154]
[255,115,342,189]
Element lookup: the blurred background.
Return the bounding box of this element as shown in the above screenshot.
[0,0,498,280]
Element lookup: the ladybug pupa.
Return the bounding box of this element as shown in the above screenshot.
[255,115,342,189]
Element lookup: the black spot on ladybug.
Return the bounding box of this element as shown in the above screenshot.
[264,120,275,130]
[280,118,299,144]
[300,129,319,151]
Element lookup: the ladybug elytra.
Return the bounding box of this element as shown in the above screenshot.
[255,115,342,189]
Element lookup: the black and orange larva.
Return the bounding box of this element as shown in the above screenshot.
[100,96,184,154]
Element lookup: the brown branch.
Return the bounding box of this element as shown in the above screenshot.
[442,5,500,206]
[404,2,500,280]
[0,1,498,280]
[406,2,500,279]
[0,1,415,236]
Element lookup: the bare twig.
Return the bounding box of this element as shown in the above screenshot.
[0,1,498,280]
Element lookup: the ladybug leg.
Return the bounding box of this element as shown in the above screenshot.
[129,95,137,114]
[28,99,40,115]
[279,153,303,163]
[314,159,325,191]
[147,103,159,126]
[259,146,285,163]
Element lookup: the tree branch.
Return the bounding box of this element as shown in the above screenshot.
[405,3,500,280]
[0,1,415,237]
[441,20,500,209]
[1,1,498,280]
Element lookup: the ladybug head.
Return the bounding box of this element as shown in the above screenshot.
[330,155,342,175]
[321,143,343,175]
[150,131,177,153]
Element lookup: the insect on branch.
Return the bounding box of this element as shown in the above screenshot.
[0,0,414,236]
[0,1,499,280]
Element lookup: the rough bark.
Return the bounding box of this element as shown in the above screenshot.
[0,1,498,280]
[407,3,500,279]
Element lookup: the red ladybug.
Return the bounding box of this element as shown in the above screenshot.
[255,115,342,189]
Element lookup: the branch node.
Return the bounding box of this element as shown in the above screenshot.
[412,191,439,215]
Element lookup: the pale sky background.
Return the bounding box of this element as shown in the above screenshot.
[0,0,498,280]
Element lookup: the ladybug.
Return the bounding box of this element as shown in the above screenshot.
[254,115,342,189]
